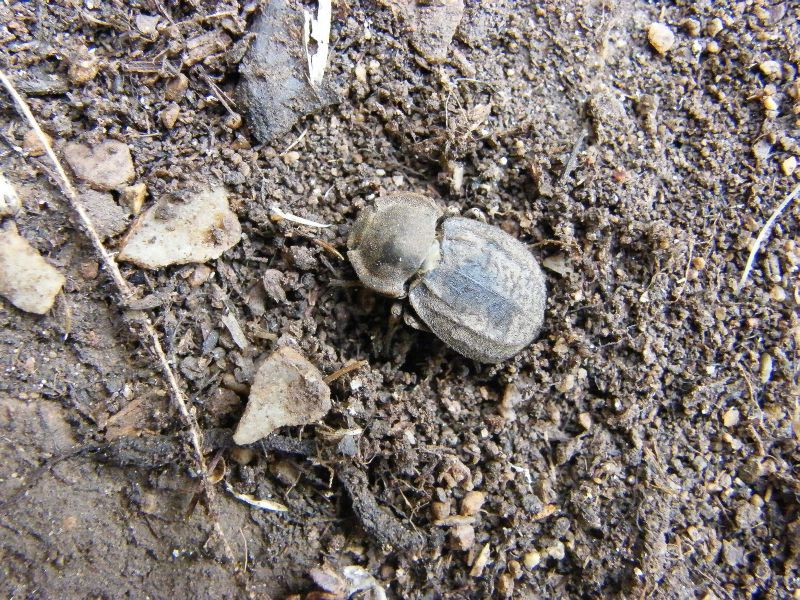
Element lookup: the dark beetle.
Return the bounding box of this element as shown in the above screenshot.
[348,193,546,363]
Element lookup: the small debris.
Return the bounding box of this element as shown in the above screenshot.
[238,0,338,143]
[431,500,450,521]
[386,0,464,63]
[223,481,288,512]
[165,73,189,101]
[782,156,797,176]
[121,183,147,215]
[135,14,160,36]
[229,447,255,465]
[270,204,331,228]
[118,187,241,269]
[232,346,331,445]
[546,540,566,560]
[469,542,491,577]
[450,524,475,551]
[81,188,130,240]
[342,565,388,600]
[759,60,782,79]
[221,312,250,350]
[160,103,180,129]
[460,491,486,517]
[67,50,99,85]
[523,549,541,569]
[752,139,772,162]
[262,269,288,304]
[0,171,21,218]
[722,407,740,428]
[0,221,65,314]
[183,30,232,67]
[578,412,592,430]
[497,572,514,597]
[22,128,49,157]
[706,18,724,37]
[648,22,675,54]
[309,565,347,597]
[63,140,135,191]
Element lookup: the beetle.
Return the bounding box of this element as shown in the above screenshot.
[347,193,546,363]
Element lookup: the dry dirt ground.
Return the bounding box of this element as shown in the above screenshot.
[1,0,799,598]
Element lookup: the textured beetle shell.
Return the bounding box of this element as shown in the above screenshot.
[409,217,546,363]
[347,193,442,297]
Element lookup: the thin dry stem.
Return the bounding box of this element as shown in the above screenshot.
[737,183,800,292]
[0,70,235,565]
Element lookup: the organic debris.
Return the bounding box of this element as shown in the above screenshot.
[224,481,288,512]
[233,346,331,445]
[118,187,241,268]
[0,221,65,314]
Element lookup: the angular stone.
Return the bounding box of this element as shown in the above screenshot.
[233,346,331,445]
[0,222,65,314]
[64,140,135,191]
[238,0,338,143]
[117,187,241,269]
[81,188,130,240]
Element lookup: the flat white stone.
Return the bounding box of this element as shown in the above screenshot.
[0,222,65,314]
[233,346,331,446]
[118,187,241,269]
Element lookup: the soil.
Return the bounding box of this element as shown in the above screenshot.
[1,1,799,598]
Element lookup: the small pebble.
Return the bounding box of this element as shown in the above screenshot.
[782,156,797,176]
[496,572,514,597]
[22,129,49,157]
[68,53,99,85]
[759,60,782,79]
[79,260,99,280]
[546,541,565,561]
[706,40,721,54]
[722,407,740,428]
[769,286,786,302]
[691,256,706,270]
[121,183,147,215]
[762,96,778,112]
[578,412,592,430]
[283,151,301,165]
[160,103,180,129]
[523,550,541,569]
[707,18,724,37]
[682,18,701,36]
[450,524,475,551]
[165,73,189,101]
[431,501,450,521]
[189,264,213,288]
[64,140,135,191]
[648,22,675,54]
[0,222,65,314]
[460,491,486,517]
[230,447,255,465]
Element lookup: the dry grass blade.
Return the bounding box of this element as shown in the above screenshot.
[0,70,235,564]
[737,183,800,292]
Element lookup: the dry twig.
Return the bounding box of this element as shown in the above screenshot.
[0,70,235,564]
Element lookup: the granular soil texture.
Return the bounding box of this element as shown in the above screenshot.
[1,0,798,598]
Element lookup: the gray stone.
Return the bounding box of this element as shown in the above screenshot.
[238,0,338,143]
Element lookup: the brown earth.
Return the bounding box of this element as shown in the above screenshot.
[1,0,799,598]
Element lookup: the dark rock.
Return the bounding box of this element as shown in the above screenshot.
[238,0,338,143]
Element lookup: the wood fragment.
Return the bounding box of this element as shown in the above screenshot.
[323,359,369,384]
